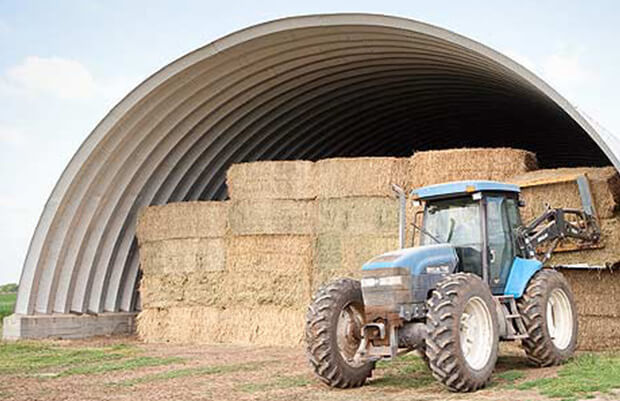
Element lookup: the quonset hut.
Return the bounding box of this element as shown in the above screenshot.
[4,14,619,339]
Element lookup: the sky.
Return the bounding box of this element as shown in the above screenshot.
[0,0,619,285]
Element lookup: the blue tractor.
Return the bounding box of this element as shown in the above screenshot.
[306,179,600,392]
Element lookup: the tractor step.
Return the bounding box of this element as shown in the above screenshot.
[495,295,529,340]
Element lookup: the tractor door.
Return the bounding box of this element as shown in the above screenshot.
[486,195,519,294]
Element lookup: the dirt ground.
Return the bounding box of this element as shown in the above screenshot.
[1,335,618,401]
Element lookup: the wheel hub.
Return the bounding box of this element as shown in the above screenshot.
[546,288,573,350]
[459,296,493,370]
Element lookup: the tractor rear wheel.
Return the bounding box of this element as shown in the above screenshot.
[517,269,578,366]
[305,278,374,388]
[425,273,499,392]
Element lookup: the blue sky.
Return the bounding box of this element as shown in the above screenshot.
[0,1,619,285]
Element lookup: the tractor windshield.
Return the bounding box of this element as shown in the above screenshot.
[421,197,483,275]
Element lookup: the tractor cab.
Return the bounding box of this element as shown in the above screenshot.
[411,181,522,295]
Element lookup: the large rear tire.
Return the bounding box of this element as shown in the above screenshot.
[517,269,578,366]
[425,273,499,392]
[305,278,374,388]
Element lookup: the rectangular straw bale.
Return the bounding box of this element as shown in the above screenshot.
[139,237,226,275]
[137,306,304,346]
[226,160,316,200]
[136,201,229,244]
[509,167,620,221]
[314,233,399,290]
[140,271,226,309]
[408,148,538,189]
[549,218,620,267]
[318,197,399,235]
[577,315,620,350]
[316,157,408,198]
[562,268,620,317]
[139,273,187,309]
[223,235,314,308]
[229,199,317,235]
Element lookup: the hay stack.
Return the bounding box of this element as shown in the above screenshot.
[136,201,230,337]
[314,158,405,290]
[563,269,620,318]
[509,166,620,222]
[137,306,304,346]
[408,148,538,189]
[316,157,408,198]
[226,160,316,200]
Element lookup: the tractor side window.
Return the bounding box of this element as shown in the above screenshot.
[421,198,483,276]
[487,196,516,294]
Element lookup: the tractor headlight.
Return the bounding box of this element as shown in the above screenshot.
[426,264,451,274]
[361,275,404,287]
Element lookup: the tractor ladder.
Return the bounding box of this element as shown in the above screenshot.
[496,295,529,340]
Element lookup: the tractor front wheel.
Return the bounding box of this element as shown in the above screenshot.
[305,278,374,388]
[517,269,578,366]
[425,273,499,392]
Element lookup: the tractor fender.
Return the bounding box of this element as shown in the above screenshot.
[504,257,543,298]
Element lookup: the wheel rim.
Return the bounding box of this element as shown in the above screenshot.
[459,296,494,370]
[546,288,574,350]
[336,302,365,367]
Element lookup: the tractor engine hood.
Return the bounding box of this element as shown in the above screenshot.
[361,244,459,318]
[362,244,459,275]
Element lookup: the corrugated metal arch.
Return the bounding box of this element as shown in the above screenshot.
[14,13,619,319]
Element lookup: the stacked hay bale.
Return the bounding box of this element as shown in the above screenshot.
[509,166,620,350]
[136,202,228,342]
[223,161,317,345]
[315,158,408,287]
[408,148,538,188]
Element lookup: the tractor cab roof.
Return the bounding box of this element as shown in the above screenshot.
[411,180,520,201]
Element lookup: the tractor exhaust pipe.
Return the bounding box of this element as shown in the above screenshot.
[392,184,406,249]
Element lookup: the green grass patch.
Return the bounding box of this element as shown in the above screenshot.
[240,374,312,393]
[372,353,435,389]
[118,361,271,387]
[516,353,620,401]
[0,341,181,378]
[0,293,16,320]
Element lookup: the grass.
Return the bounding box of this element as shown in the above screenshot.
[0,292,16,320]
[117,361,270,387]
[239,374,312,393]
[516,353,620,401]
[0,341,181,378]
[371,352,436,389]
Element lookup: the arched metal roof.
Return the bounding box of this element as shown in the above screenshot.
[14,13,619,319]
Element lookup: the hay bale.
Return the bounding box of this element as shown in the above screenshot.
[226,160,316,200]
[314,234,399,290]
[408,148,538,189]
[562,268,620,317]
[229,199,316,235]
[318,197,399,235]
[140,271,226,309]
[139,238,226,275]
[577,315,620,350]
[223,235,314,308]
[510,167,620,221]
[549,218,620,267]
[136,201,229,244]
[137,306,304,346]
[317,157,408,198]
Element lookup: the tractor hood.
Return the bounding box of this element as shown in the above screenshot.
[362,244,459,276]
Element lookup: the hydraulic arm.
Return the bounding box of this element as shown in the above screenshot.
[515,175,601,263]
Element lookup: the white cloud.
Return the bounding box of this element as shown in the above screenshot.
[542,48,592,90]
[0,125,26,146]
[6,56,97,100]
